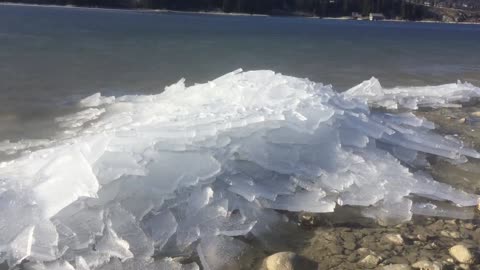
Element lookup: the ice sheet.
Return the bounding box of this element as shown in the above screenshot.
[1,70,479,268]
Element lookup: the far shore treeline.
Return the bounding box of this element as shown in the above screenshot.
[0,0,444,20]
[2,0,479,21]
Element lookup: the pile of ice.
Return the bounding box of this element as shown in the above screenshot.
[1,70,480,270]
[345,77,480,109]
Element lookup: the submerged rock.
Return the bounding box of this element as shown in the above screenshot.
[359,254,382,268]
[383,264,412,270]
[383,234,404,245]
[411,260,442,270]
[262,252,317,270]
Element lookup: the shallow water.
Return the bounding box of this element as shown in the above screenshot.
[1,4,480,140]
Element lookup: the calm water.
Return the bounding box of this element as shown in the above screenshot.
[1,4,480,140]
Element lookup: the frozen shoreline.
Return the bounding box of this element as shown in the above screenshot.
[1,70,480,269]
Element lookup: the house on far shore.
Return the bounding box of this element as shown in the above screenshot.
[369,13,385,21]
[352,12,362,20]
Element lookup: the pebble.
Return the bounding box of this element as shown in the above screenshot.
[445,219,457,225]
[417,234,429,241]
[383,234,404,245]
[470,111,480,117]
[359,254,381,268]
[456,118,466,124]
[344,241,356,251]
[357,247,371,255]
[383,264,412,270]
[411,260,442,270]
[449,244,474,264]
[440,230,460,239]
[262,252,318,270]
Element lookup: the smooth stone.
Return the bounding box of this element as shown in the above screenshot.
[359,254,381,268]
[383,264,412,270]
[326,243,343,254]
[445,220,457,225]
[262,252,318,270]
[383,234,404,245]
[389,256,410,265]
[449,245,474,264]
[357,248,371,255]
[344,241,356,251]
[411,260,442,270]
[456,118,466,124]
[440,230,460,239]
[417,234,429,242]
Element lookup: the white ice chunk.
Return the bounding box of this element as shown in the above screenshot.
[32,148,99,219]
[7,225,34,267]
[108,204,154,259]
[95,220,133,262]
[344,77,480,109]
[30,220,59,262]
[142,210,177,250]
[96,257,199,270]
[24,260,75,270]
[411,202,475,219]
[75,256,91,270]
[79,93,115,108]
[197,236,249,270]
[56,108,105,129]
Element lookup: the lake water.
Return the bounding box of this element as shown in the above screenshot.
[1,4,479,140]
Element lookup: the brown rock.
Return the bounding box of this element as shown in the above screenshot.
[344,241,356,251]
[388,256,410,265]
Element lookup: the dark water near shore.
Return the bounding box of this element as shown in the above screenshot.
[1,4,480,140]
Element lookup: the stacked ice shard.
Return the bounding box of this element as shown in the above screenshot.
[344,77,480,109]
[1,70,480,269]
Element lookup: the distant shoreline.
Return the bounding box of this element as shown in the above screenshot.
[1,2,479,25]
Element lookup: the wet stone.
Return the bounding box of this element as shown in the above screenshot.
[326,243,343,255]
[411,260,443,270]
[262,252,318,270]
[383,234,404,245]
[343,241,356,251]
[441,230,461,239]
[449,244,475,264]
[387,256,410,265]
[382,264,412,270]
[359,254,381,269]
